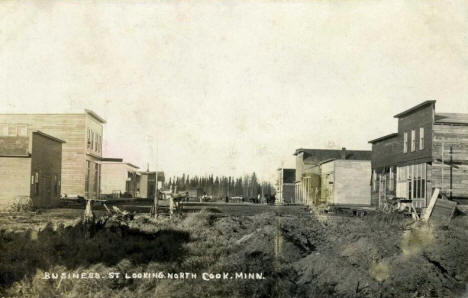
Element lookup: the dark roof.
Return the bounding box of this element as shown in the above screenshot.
[33,131,66,143]
[126,163,139,169]
[393,100,436,118]
[293,148,372,161]
[0,154,31,158]
[368,133,399,144]
[101,157,124,162]
[84,109,106,123]
[101,157,139,169]
[277,168,296,171]
[138,170,165,175]
[435,113,468,125]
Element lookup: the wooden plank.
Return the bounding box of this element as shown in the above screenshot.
[430,199,457,225]
[422,188,439,221]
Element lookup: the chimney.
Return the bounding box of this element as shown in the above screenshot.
[340,147,346,159]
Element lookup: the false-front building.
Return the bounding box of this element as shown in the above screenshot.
[369,100,468,209]
[0,109,105,199]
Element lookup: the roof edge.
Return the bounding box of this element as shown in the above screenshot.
[294,148,371,156]
[101,157,124,162]
[33,130,66,143]
[368,133,399,144]
[0,154,31,158]
[84,109,106,124]
[126,163,139,169]
[393,100,436,118]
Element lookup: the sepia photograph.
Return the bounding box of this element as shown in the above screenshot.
[1,0,468,297]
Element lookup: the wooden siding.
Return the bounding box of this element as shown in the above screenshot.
[30,133,62,207]
[431,124,468,198]
[139,174,150,199]
[333,160,371,206]
[300,174,321,207]
[0,136,29,156]
[86,114,104,157]
[322,160,371,206]
[320,162,335,205]
[396,103,434,165]
[371,136,399,170]
[295,153,306,183]
[101,163,137,196]
[0,157,31,210]
[0,114,94,196]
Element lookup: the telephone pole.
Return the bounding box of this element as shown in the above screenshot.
[153,140,159,218]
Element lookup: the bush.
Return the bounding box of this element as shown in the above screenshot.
[7,196,35,212]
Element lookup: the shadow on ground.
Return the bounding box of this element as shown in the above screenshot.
[0,217,190,290]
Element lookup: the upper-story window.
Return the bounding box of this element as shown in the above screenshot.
[0,125,7,136]
[411,130,416,152]
[86,128,102,153]
[403,132,408,153]
[87,129,91,149]
[419,127,424,150]
[8,126,17,136]
[17,125,27,136]
[0,124,28,137]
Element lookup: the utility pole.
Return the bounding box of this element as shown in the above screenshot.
[437,143,461,200]
[154,171,159,218]
[450,146,453,199]
[441,142,444,195]
[153,139,159,219]
[147,134,159,219]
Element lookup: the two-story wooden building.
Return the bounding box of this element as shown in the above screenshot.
[0,109,105,199]
[369,100,468,209]
[0,130,64,209]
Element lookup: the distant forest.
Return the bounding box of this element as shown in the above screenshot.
[164,172,275,198]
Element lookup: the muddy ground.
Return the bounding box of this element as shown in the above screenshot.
[1,205,468,297]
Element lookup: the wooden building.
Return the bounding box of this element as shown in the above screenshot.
[100,158,140,198]
[0,110,105,199]
[188,188,203,199]
[319,159,371,207]
[0,130,64,209]
[276,168,296,205]
[294,148,372,205]
[138,171,165,199]
[369,100,468,209]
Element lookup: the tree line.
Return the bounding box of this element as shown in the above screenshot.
[164,172,275,199]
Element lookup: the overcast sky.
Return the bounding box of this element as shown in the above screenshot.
[1,0,468,182]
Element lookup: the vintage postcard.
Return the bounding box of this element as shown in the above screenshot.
[1,0,468,297]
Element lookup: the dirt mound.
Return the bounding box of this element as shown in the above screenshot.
[1,209,467,297]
